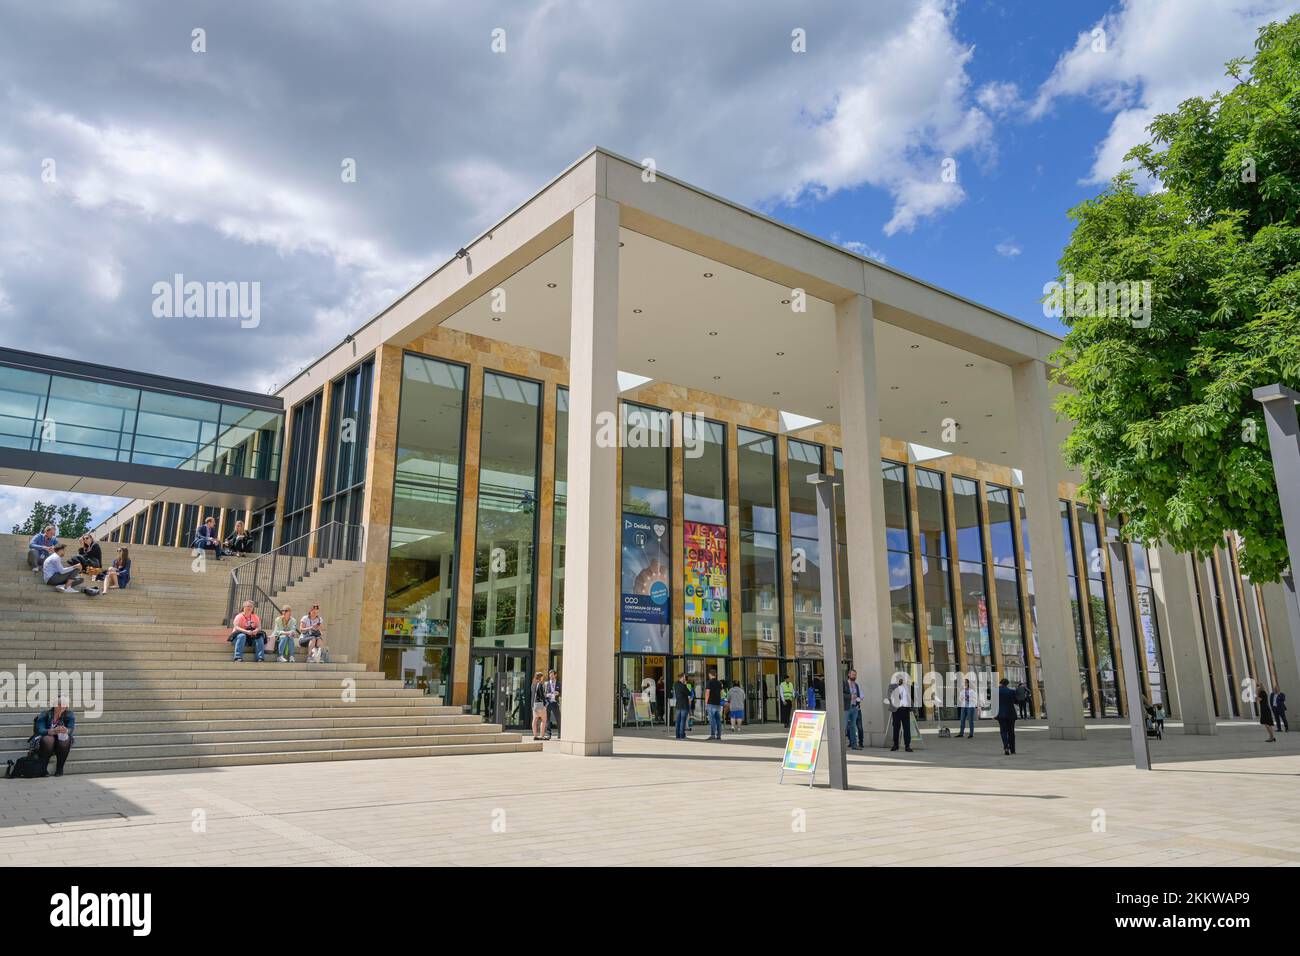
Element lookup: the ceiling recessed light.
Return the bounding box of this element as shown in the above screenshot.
[965,363,974,368]
[910,344,920,350]
[1001,450,1007,455]
[708,331,718,336]
[491,316,501,322]
[920,430,928,434]
[826,405,834,410]
[713,375,721,380]
[890,386,900,390]
[703,272,713,278]
[619,241,625,247]
[633,308,643,314]
[985,413,993,418]
[939,400,948,405]
[776,352,785,356]
[781,299,791,305]
[647,358,656,363]
[772,391,781,396]
[546,282,557,288]
[961,440,969,445]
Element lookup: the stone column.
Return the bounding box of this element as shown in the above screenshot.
[1010,359,1086,739]
[558,194,620,757]
[1261,579,1300,703]
[1150,546,1217,734]
[835,294,895,747]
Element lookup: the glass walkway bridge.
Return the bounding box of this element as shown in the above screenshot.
[0,347,284,508]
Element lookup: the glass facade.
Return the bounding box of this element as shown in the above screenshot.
[916,468,956,715]
[952,476,993,678]
[280,391,323,551]
[787,439,824,659]
[319,357,374,529]
[682,417,728,656]
[1128,540,1167,708]
[0,363,282,479]
[737,428,781,657]
[381,354,467,703]
[472,372,542,649]
[550,387,568,649]
[1077,503,1120,716]
[1061,498,1095,716]
[619,402,671,654]
[882,460,920,684]
[1017,490,1045,712]
[987,484,1029,693]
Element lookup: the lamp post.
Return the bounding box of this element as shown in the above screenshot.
[1105,530,1151,770]
[808,471,847,790]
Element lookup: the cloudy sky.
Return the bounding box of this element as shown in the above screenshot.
[1,0,1295,530]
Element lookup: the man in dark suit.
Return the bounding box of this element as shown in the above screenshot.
[996,677,1017,755]
[1271,687,1288,732]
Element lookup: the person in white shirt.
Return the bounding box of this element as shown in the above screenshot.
[889,677,913,752]
[958,678,977,739]
[298,604,325,662]
[42,544,84,593]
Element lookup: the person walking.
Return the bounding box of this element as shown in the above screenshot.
[1015,681,1030,718]
[958,678,977,738]
[543,670,561,740]
[844,669,864,750]
[1270,687,1288,732]
[530,671,548,741]
[889,677,913,752]
[996,677,1018,755]
[778,674,795,728]
[1259,690,1278,743]
[705,669,724,740]
[727,681,746,732]
[672,672,691,740]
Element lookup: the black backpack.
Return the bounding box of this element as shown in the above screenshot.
[5,755,44,779]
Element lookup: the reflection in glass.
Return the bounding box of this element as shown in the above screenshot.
[788,439,823,659]
[738,428,781,656]
[952,476,993,678]
[472,372,541,648]
[551,387,567,647]
[916,468,956,718]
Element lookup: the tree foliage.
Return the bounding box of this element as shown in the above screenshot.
[11,500,94,538]
[1052,15,1300,581]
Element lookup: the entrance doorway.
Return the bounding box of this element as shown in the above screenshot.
[469,651,531,729]
[616,653,669,725]
[682,656,731,723]
[795,658,826,710]
[742,657,782,723]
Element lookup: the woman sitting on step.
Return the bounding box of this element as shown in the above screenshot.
[31,695,76,777]
[96,547,131,594]
[299,605,326,662]
[271,605,299,662]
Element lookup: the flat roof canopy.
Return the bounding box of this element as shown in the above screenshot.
[441,227,1076,484]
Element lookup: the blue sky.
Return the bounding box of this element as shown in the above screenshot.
[1,0,1296,529]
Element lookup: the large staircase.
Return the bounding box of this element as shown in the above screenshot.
[0,535,540,774]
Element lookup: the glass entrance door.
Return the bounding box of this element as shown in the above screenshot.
[616,654,670,726]
[743,658,782,723]
[795,659,826,710]
[683,656,731,722]
[470,651,531,729]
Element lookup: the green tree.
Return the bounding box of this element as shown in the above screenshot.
[1052,14,1300,582]
[11,500,94,538]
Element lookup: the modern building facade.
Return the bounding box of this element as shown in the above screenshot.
[87,148,1298,752]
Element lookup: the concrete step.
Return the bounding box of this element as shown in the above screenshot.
[55,740,542,775]
[0,712,482,735]
[4,729,523,756]
[0,703,464,726]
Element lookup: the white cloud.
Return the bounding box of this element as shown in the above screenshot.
[1031,0,1299,184]
[976,80,1022,115]
[995,239,1022,257]
[838,239,888,264]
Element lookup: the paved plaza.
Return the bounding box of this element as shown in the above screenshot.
[0,719,1296,867]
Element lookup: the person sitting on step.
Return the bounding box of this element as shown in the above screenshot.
[193,516,223,561]
[27,524,58,572]
[299,604,326,662]
[31,695,76,777]
[271,604,299,662]
[70,533,102,575]
[224,520,254,556]
[42,544,84,593]
[97,547,131,594]
[228,600,267,662]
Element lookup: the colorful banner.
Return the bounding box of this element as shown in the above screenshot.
[620,514,671,652]
[782,709,826,773]
[684,520,729,655]
[383,613,450,641]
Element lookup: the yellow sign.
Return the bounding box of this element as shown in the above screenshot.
[781,709,826,773]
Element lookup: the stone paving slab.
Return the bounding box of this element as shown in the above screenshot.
[0,718,1295,866]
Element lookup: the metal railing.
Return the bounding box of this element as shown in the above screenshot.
[225,521,364,625]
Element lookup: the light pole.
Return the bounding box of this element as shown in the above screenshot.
[808,471,847,790]
[1253,384,1300,615]
[1106,529,1151,770]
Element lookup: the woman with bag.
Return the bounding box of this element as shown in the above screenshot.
[530,671,548,741]
[32,696,76,776]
